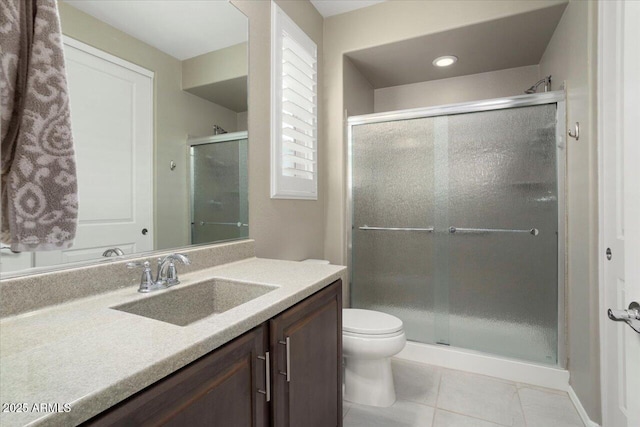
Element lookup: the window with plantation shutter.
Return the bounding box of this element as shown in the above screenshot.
[271,2,318,199]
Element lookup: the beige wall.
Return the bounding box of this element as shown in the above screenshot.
[230,0,325,261]
[237,111,248,132]
[323,0,568,268]
[539,0,600,422]
[58,2,240,251]
[182,43,248,113]
[344,56,374,117]
[182,42,248,90]
[373,65,539,113]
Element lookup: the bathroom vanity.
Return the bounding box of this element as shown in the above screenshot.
[0,240,346,427]
[85,280,342,427]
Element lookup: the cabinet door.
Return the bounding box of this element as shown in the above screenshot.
[270,280,342,427]
[84,324,269,427]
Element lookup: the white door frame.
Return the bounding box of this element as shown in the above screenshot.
[598,1,617,425]
[598,1,640,426]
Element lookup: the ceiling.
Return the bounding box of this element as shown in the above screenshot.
[310,0,386,18]
[63,1,248,60]
[345,3,568,89]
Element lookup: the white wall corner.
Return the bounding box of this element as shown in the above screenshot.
[568,386,600,427]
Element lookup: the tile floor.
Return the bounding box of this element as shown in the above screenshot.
[343,359,585,427]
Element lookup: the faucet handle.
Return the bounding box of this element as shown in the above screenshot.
[126,261,158,293]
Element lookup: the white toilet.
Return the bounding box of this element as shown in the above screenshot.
[342,308,406,407]
[300,260,406,407]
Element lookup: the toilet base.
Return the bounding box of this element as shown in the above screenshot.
[344,356,396,407]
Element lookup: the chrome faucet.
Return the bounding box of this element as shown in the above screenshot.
[127,253,191,293]
[103,247,124,257]
[156,253,191,287]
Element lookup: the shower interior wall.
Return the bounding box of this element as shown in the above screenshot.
[373,65,542,113]
[344,62,544,118]
[338,0,599,423]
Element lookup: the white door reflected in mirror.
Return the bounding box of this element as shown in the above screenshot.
[1,1,249,276]
[34,38,154,269]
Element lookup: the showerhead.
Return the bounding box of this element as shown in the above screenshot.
[524,75,552,94]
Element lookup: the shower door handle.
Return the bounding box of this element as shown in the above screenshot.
[358,226,434,232]
[448,226,539,236]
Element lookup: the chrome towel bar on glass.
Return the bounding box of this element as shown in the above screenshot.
[358,226,435,232]
[357,226,539,236]
[199,221,249,227]
[448,226,539,236]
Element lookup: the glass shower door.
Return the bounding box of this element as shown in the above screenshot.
[350,101,561,365]
[351,118,438,343]
[443,105,558,364]
[190,137,248,244]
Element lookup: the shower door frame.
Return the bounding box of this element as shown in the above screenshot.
[188,131,249,245]
[346,91,567,368]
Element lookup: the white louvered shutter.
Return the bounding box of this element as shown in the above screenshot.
[271,2,318,199]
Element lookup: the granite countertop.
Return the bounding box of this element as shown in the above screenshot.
[0,257,347,427]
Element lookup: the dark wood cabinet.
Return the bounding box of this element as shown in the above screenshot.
[84,323,269,427]
[270,280,342,427]
[83,279,342,427]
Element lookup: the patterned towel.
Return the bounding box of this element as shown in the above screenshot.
[1,0,78,251]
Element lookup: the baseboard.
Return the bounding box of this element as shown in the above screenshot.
[395,341,570,391]
[568,386,600,427]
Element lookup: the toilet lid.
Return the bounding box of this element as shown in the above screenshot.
[343,309,403,335]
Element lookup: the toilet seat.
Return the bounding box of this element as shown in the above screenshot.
[342,329,404,339]
[343,309,403,336]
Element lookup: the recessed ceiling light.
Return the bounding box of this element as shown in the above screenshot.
[433,55,458,67]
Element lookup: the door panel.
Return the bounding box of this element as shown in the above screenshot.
[601,1,640,425]
[35,38,153,267]
[270,280,342,427]
[621,4,640,423]
[0,249,34,273]
[84,324,269,426]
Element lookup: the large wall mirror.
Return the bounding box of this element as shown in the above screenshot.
[1,1,249,277]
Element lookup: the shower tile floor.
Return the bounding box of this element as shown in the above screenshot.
[343,359,585,427]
